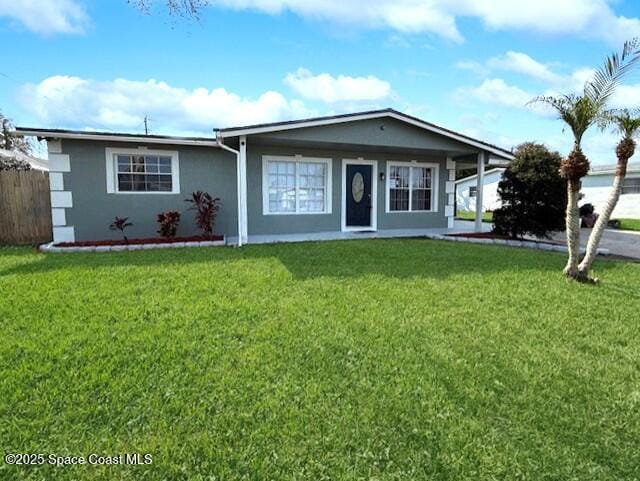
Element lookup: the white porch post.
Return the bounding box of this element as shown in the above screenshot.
[445,156,456,229]
[475,151,485,232]
[239,136,248,244]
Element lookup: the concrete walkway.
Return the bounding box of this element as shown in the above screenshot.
[547,228,640,260]
[454,220,640,259]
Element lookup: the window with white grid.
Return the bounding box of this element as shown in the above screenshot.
[106,148,180,194]
[387,162,437,212]
[116,154,173,192]
[263,156,331,214]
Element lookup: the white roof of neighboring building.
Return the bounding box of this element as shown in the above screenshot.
[456,161,640,185]
[0,148,48,171]
[589,162,640,175]
[454,168,505,184]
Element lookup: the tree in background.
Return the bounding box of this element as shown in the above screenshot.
[578,110,640,279]
[0,112,30,154]
[0,156,31,171]
[532,39,640,281]
[493,143,566,239]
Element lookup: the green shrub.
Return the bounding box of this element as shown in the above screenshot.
[493,142,567,239]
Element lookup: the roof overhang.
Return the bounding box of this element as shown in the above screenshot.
[216,109,514,161]
[14,128,220,147]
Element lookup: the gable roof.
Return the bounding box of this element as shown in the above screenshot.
[15,109,515,160]
[216,108,514,160]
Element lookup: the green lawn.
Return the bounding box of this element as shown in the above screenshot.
[1,240,639,481]
[619,218,640,232]
[455,210,493,223]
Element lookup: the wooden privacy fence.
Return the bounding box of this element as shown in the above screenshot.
[0,170,53,245]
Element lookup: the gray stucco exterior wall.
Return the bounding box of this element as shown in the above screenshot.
[246,144,448,236]
[61,140,238,241]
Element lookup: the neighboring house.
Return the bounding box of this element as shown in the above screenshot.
[455,161,640,219]
[0,148,48,171]
[455,168,504,212]
[580,163,640,218]
[16,109,513,245]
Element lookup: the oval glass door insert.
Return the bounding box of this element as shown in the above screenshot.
[352,172,365,203]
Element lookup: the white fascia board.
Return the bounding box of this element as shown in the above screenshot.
[15,129,220,147]
[218,111,515,160]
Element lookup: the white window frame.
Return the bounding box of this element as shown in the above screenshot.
[105,147,180,194]
[385,161,439,213]
[262,155,333,215]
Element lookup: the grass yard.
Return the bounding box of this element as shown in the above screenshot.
[1,240,639,481]
[619,218,640,232]
[455,210,493,223]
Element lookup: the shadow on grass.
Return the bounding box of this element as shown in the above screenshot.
[0,238,599,282]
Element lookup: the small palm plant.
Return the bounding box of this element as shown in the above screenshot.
[578,109,640,279]
[531,38,640,281]
[185,191,221,238]
[109,216,133,244]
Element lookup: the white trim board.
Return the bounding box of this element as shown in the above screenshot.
[341,158,378,232]
[16,129,220,147]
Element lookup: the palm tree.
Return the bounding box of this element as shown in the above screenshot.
[578,110,640,280]
[532,38,640,280]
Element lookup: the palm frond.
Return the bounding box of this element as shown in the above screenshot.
[584,37,640,106]
[530,94,601,144]
[611,108,640,139]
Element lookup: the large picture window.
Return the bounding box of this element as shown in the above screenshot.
[106,148,180,194]
[263,156,332,214]
[386,161,438,212]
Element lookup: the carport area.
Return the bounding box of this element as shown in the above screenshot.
[454,153,510,231]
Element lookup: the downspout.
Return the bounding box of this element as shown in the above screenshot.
[215,136,243,247]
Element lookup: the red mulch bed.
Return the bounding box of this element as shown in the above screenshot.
[55,234,223,248]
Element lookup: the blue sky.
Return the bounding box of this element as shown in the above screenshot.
[2,0,640,164]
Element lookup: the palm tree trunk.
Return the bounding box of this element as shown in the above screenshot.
[563,179,582,278]
[578,160,627,277]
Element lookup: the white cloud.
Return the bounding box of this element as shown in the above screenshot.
[487,51,562,84]
[0,0,88,35]
[611,84,640,109]
[459,0,640,45]
[284,68,391,103]
[209,0,640,44]
[20,76,314,133]
[455,60,490,77]
[458,78,531,109]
